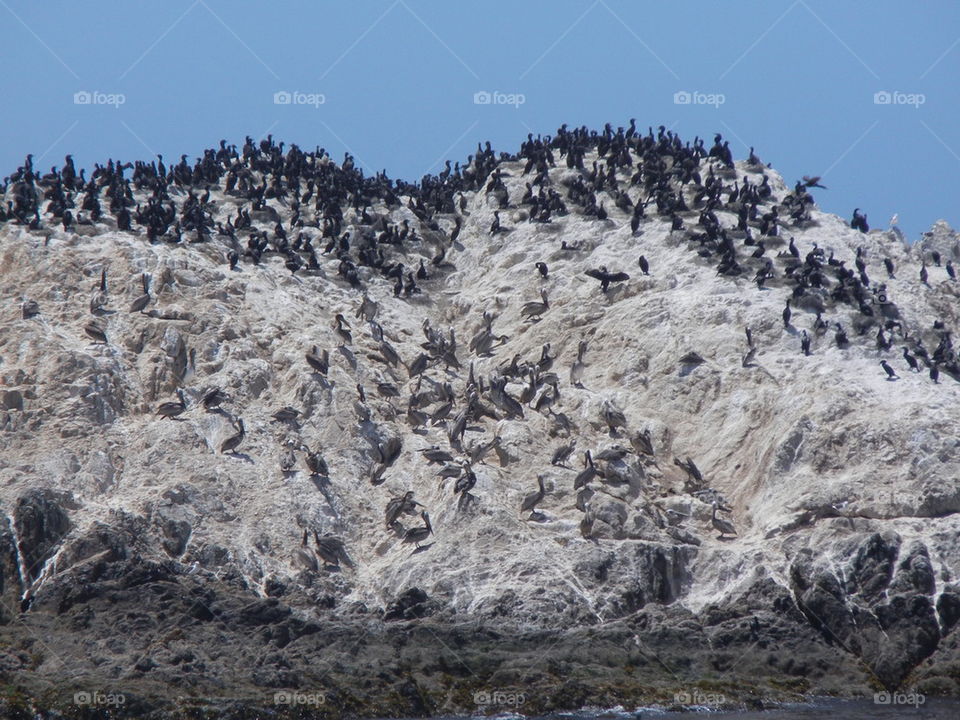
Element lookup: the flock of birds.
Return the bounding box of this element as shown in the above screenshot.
[4,119,952,572]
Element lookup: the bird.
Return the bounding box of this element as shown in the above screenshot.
[637,255,649,275]
[802,175,826,189]
[271,407,300,424]
[279,443,297,473]
[334,314,352,345]
[304,446,329,476]
[711,502,737,538]
[129,274,151,313]
[601,401,627,435]
[573,451,597,489]
[520,289,549,321]
[551,442,576,467]
[902,347,920,372]
[800,330,811,356]
[570,340,588,387]
[402,511,433,548]
[156,390,187,420]
[930,363,940,384]
[385,491,422,528]
[84,322,108,344]
[535,261,548,278]
[202,387,227,412]
[220,418,245,454]
[520,475,546,516]
[585,266,630,293]
[880,360,898,380]
[782,299,791,328]
[313,532,352,568]
[306,346,329,375]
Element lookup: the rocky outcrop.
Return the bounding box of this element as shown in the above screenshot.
[1,137,959,717]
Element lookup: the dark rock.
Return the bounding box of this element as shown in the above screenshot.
[384,587,431,620]
[13,489,71,582]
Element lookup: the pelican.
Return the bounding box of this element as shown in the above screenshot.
[220,418,245,455]
[402,511,433,548]
[520,289,549,321]
[385,491,421,528]
[520,475,546,515]
[129,273,151,313]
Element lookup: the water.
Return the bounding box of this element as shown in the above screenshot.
[416,698,959,720]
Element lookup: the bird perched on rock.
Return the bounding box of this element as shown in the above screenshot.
[585,266,630,293]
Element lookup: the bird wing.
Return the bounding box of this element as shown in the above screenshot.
[584,268,605,280]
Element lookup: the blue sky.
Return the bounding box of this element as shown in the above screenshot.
[1,1,957,240]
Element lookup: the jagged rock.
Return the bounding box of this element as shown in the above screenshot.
[13,489,71,583]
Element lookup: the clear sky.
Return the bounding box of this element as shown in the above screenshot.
[1,1,957,240]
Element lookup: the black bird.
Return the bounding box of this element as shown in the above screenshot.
[902,347,919,372]
[800,330,811,356]
[202,387,227,412]
[920,263,929,285]
[947,261,956,280]
[782,299,791,328]
[880,360,898,380]
[637,255,649,275]
[930,363,940,383]
[304,446,329,476]
[306,346,329,375]
[157,390,187,419]
[585,266,630,293]
[535,261,548,278]
[884,258,895,278]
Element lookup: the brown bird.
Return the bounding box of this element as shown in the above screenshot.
[84,322,108,344]
[220,418,245,454]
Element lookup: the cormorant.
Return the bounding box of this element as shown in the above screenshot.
[157,390,187,420]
